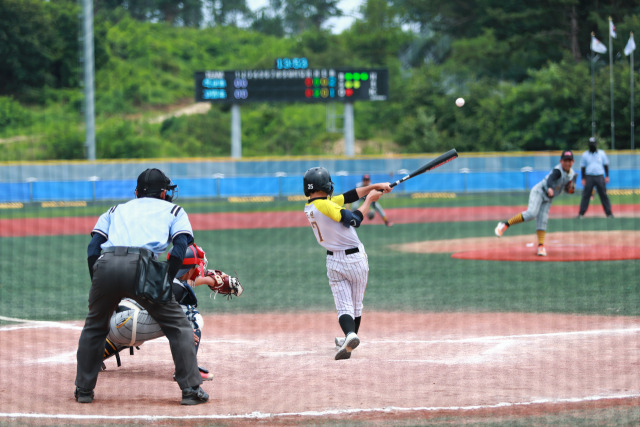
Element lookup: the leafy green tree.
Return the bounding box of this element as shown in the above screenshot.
[0,0,80,97]
[207,0,252,27]
[389,0,638,81]
[283,0,342,33]
[343,0,411,67]
[0,97,33,132]
[95,0,204,27]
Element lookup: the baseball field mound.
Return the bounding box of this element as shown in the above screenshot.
[392,230,640,262]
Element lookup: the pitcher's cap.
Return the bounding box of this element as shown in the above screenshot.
[561,150,574,160]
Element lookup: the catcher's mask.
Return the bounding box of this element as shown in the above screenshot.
[136,168,178,202]
[167,243,207,281]
[303,167,334,197]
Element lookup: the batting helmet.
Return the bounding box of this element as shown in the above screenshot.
[303,167,334,197]
[136,168,178,201]
[167,243,207,281]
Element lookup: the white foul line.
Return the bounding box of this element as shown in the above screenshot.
[0,392,639,421]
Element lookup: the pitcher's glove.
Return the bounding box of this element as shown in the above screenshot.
[204,269,243,299]
[565,181,575,194]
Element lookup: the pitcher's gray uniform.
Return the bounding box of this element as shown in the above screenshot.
[524,163,577,230]
[495,150,577,256]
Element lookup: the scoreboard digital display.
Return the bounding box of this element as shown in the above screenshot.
[194,69,388,103]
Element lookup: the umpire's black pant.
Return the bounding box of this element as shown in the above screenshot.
[75,249,202,391]
[579,175,613,216]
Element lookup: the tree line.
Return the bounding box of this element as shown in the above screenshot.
[1,0,639,160]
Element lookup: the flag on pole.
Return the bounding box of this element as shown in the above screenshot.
[609,17,617,38]
[591,34,607,54]
[624,32,636,56]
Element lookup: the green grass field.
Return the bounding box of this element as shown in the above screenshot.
[0,191,638,322]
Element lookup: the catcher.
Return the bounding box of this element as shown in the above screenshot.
[494,150,577,256]
[101,243,243,380]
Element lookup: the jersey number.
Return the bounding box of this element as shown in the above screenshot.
[310,221,324,242]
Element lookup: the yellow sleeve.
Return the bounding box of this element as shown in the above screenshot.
[313,198,344,222]
[329,194,345,206]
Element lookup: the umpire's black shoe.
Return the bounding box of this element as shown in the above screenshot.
[74,387,94,403]
[181,386,209,405]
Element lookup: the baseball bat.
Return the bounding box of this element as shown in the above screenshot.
[389,149,459,188]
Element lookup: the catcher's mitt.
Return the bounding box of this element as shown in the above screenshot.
[204,269,243,299]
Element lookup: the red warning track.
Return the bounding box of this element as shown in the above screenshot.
[0,204,638,237]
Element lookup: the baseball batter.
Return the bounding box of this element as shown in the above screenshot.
[495,150,577,256]
[303,167,392,360]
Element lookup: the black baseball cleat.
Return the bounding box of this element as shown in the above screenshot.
[74,387,94,403]
[181,386,209,405]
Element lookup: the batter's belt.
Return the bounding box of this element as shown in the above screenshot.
[327,247,359,256]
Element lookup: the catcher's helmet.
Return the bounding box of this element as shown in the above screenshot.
[167,243,207,280]
[136,168,178,201]
[303,167,334,197]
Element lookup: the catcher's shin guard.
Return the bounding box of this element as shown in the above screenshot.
[194,328,202,353]
[103,338,124,367]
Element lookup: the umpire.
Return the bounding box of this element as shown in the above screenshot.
[578,137,614,218]
[75,168,208,405]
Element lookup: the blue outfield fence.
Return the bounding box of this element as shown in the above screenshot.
[2,169,639,203]
[1,153,639,202]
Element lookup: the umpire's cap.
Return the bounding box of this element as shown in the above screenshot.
[136,168,176,197]
[303,167,334,197]
[560,150,574,161]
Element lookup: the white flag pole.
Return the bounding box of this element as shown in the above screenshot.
[631,33,635,150]
[609,17,615,150]
[591,33,598,138]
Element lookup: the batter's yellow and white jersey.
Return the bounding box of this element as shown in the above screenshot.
[304,194,362,251]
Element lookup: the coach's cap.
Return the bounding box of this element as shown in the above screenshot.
[560,150,574,160]
[362,174,371,180]
[136,168,176,195]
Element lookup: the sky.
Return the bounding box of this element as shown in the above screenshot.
[246,0,364,34]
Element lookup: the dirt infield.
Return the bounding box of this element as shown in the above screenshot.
[1,312,640,424]
[392,230,640,262]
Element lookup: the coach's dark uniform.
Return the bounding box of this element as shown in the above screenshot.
[75,168,207,405]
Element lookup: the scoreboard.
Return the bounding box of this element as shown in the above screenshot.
[194,68,388,103]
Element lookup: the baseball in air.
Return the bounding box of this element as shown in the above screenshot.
[455,97,465,107]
